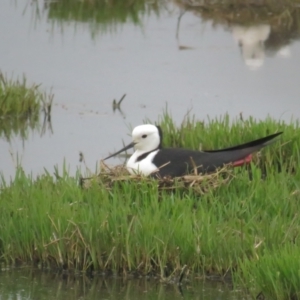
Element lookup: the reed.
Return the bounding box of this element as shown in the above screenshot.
[1,114,300,299]
[0,73,53,140]
[45,0,161,36]
[0,73,42,116]
[237,245,300,299]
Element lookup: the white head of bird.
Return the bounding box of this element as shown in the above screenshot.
[126,124,161,175]
[131,124,160,153]
[103,124,161,176]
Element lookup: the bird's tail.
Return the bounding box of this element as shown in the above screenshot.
[206,132,283,153]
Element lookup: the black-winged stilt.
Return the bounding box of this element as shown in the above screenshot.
[104,124,282,177]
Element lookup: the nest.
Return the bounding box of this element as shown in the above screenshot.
[80,161,234,195]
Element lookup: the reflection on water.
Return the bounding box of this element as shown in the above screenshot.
[41,0,300,61]
[1,0,300,179]
[0,110,53,143]
[0,268,247,300]
[0,111,39,142]
[42,0,162,37]
[232,24,271,70]
[177,0,300,69]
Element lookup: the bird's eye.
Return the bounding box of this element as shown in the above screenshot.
[142,134,147,138]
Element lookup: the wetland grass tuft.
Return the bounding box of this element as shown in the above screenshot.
[237,245,300,300]
[0,73,53,140]
[46,0,162,36]
[1,114,300,298]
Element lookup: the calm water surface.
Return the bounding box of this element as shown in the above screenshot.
[0,268,247,300]
[0,0,300,179]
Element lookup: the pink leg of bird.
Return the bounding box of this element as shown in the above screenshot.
[232,154,253,167]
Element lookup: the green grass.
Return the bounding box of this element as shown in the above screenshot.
[156,112,297,171]
[45,0,161,37]
[237,245,300,300]
[1,113,300,299]
[0,73,53,140]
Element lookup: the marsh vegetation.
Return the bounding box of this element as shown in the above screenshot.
[1,113,299,299]
[0,73,53,141]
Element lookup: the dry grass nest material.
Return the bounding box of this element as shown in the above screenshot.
[80,161,234,194]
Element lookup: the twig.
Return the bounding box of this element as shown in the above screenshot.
[113,94,126,110]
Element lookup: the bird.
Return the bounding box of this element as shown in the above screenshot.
[103,124,282,178]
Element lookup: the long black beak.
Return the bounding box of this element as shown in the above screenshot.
[103,141,136,160]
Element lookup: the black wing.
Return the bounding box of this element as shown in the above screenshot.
[151,132,282,177]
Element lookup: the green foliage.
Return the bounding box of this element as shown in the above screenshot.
[46,0,161,36]
[237,245,300,300]
[0,74,42,116]
[1,114,300,299]
[0,73,52,141]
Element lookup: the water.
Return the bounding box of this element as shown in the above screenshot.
[0,0,300,179]
[0,268,247,300]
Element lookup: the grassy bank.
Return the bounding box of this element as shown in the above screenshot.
[1,114,300,299]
